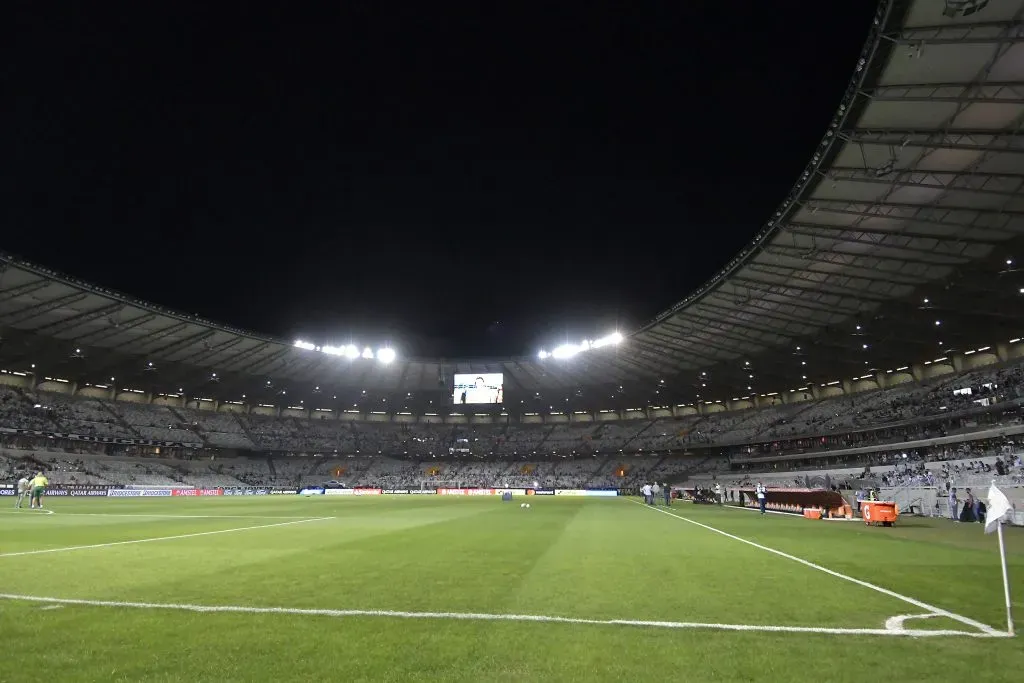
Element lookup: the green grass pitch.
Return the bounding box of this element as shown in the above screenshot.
[1,495,1021,681]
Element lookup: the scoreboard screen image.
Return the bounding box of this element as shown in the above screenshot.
[452,373,504,404]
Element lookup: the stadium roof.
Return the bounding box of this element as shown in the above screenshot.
[2,0,1024,410]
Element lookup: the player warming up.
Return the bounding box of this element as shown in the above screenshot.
[15,474,30,508]
[29,471,48,510]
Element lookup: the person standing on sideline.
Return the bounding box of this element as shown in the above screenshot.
[15,474,30,508]
[29,471,48,510]
[755,482,767,515]
[948,487,959,522]
[663,483,672,507]
[714,482,723,505]
[641,482,652,505]
[967,488,981,521]
[652,482,661,505]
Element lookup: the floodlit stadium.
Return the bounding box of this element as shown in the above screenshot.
[2,1,1024,680]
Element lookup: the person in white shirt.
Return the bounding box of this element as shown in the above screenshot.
[652,483,661,505]
[755,482,767,515]
[16,475,30,509]
[714,482,723,506]
[641,483,653,505]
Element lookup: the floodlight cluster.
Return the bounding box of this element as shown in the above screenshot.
[537,331,623,360]
[294,340,396,364]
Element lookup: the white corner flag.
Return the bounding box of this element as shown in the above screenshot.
[986,483,1014,636]
[985,483,1012,533]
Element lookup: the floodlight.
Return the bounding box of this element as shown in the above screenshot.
[377,347,396,364]
[551,344,580,359]
[362,347,374,359]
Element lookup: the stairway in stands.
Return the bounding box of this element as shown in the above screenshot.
[618,419,656,452]
[532,425,559,453]
[97,400,142,438]
[750,399,823,441]
[232,413,262,450]
[167,406,210,447]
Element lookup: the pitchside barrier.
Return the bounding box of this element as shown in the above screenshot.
[0,484,619,498]
[312,487,617,497]
[0,485,295,497]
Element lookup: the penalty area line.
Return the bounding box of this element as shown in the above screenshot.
[31,512,329,520]
[633,501,1008,638]
[0,517,334,558]
[0,593,1007,638]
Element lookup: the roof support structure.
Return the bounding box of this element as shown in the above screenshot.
[27,302,127,336]
[0,292,89,326]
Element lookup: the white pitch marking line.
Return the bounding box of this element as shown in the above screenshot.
[0,517,334,558]
[634,501,1006,637]
[885,613,945,633]
[0,593,1007,638]
[0,509,55,515]
[35,513,326,520]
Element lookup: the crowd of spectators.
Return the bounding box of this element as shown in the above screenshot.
[0,358,1022,468]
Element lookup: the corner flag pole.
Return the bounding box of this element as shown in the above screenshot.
[996,520,1015,636]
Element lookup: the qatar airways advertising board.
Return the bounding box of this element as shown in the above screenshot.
[436,488,497,496]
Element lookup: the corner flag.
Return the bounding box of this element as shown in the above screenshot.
[985,484,1012,534]
[985,482,1015,636]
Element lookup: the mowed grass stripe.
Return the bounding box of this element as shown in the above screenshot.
[0,517,333,558]
[638,501,1024,633]
[634,502,1012,635]
[0,512,318,554]
[0,500,500,605]
[1,497,912,628]
[495,500,912,625]
[127,497,566,611]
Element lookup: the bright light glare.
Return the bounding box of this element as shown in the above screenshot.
[377,348,396,364]
[362,347,374,359]
[551,344,582,359]
[294,340,316,351]
[592,331,623,348]
[541,331,622,359]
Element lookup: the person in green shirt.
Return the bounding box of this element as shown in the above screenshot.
[29,472,48,509]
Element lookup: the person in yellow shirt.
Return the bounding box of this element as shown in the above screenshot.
[29,472,48,510]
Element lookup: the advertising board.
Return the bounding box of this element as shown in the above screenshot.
[437,488,497,496]
[171,488,224,497]
[353,488,382,496]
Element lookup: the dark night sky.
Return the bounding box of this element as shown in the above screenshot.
[4,2,877,359]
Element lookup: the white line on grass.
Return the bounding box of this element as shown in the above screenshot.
[0,593,1007,638]
[0,509,55,515]
[885,613,945,632]
[0,517,334,558]
[39,513,328,520]
[633,502,1006,637]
